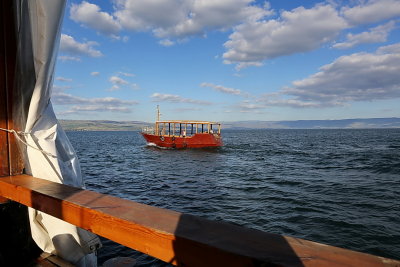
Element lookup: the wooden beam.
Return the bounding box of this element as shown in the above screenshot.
[0,0,11,177]
[0,175,398,267]
[0,0,24,177]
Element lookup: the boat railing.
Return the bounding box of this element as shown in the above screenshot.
[0,174,399,267]
[142,126,155,134]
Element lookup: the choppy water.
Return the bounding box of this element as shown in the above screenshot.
[66,129,400,265]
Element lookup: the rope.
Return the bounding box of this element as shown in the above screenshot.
[0,127,55,157]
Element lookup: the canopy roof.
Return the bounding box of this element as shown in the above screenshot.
[156,120,221,124]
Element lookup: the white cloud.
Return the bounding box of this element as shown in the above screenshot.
[122,36,130,42]
[109,76,129,85]
[223,5,348,69]
[131,83,140,90]
[200,82,241,95]
[70,1,121,36]
[377,43,400,54]
[60,34,103,57]
[91,72,100,76]
[53,92,138,114]
[151,93,212,105]
[172,107,201,112]
[118,72,135,77]
[342,0,400,25]
[61,106,132,114]
[108,74,137,91]
[56,77,72,82]
[257,93,321,108]
[58,55,81,62]
[235,100,266,112]
[53,85,71,93]
[333,21,396,49]
[159,39,174,47]
[108,85,120,92]
[151,0,270,39]
[235,62,263,71]
[70,0,272,41]
[53,92,137,105]
[281,45,400,107]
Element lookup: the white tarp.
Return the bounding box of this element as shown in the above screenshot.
[13,0,101,265]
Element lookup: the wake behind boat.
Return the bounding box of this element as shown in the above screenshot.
[141,107,223,148]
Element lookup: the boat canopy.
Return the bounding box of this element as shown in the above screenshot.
[154,120,221,136]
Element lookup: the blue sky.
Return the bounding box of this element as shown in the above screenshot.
[54,0,400,122]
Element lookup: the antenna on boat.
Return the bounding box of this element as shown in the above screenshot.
[156,105,161,122]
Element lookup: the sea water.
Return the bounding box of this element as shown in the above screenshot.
[67,129,400,266]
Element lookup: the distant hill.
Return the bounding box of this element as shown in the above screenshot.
[60,120,151,131]
[59,118,400,131]
[223,117,400,129]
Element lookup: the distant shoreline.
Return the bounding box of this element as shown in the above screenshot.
[60,118,400,131]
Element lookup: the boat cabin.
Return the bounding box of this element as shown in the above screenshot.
[154,120,221,137]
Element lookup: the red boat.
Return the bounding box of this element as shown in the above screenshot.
[141,107,223,148]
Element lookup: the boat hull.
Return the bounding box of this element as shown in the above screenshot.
[141,133,223,148]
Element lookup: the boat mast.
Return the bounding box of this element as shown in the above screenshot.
[156,105,161,135]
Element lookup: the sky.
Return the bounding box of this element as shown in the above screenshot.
[53,0,400,122]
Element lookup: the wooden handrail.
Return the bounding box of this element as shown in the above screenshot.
[0,175,398,267]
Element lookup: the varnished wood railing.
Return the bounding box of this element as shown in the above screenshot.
[0,175,399,267]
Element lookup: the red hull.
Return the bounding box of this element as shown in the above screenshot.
[141,133,223,148]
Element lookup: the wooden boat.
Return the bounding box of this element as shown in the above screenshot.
[141,107,223,148]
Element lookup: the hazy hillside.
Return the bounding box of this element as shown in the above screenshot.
[59,118,400,131]
[60,120,151,131]
[223,118,400,129]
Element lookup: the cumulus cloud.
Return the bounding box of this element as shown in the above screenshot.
[200,82,242,95]
[108,85,120,92]
[53,92,138,114]
[61,106,132,114]
[108,75,137,91]
[109,76,129,85]
[235,100,266,113]
[60,34,103,57]
[131,83,140,90]
[71,0,271,42]
[342,0,400,25]
[172,107,201,112]
[70,1,121,36]
[151,93,212,105]
[223,5,348,69]
[52,85,71,93]
[58,55,81,62]
[333,21,396,49]
[281,45,400,107]
[118,72,135,77]
[56,77,72,82]
[257,93,321,108]
[377,42,400,54]
[159,39,175,47]
[91,72,100,76]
